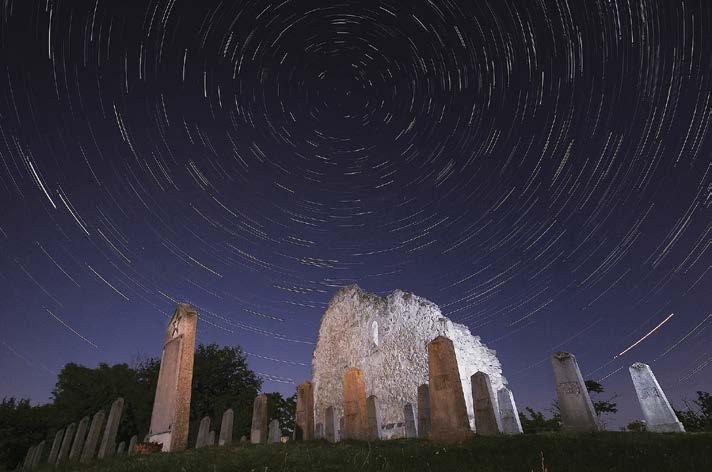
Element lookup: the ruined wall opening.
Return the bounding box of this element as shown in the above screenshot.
[371,320,379,347]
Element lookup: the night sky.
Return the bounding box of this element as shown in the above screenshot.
[1,0,711,428]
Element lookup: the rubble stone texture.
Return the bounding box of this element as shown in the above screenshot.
[80,410,105,463]
[342,367,369,440]
[471,372,502,435]
[295,381,315,440]
[324,406,336,443]
[366,395,382,440]
[219,409,234,446]
[629,362,685,432]
[552,352,599,432]
[195,416,211,448]
[268,419,281,443]
[56,422,76,464]
[312,286,505,439]
[47,429,64,464]
[427,336,474,443]
[417,384,430,439]
[497,387,523,434]
[147,304,198,452]
[403,404,417,438]
[68,416,89,461]
[250,394,269,444]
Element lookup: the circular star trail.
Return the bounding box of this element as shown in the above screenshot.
[1,0,711,424]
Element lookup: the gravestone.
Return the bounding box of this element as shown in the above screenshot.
[295,381,315,440]
[250,394,269,444]
[219,408,234,446]
[366,395,381,440]
[116,441,126,455]
[497,387,523,434]
[471,372,502,435]
[239,435,247,443]
[268,419,281,443]
[552,352,599,432]
[427,336,474,442]
[146,304,198,452]
[47,429,64,464]
[343,367,368,440]
[324,406,336,443]
[56,422,76,464]
[417,384,430,439]
[195,416,211,448]
[69,416,89,461]
[128,435,138,455]
[80,410,105,463]
[629,362,685,432]
[315,423,324,439]
[98,397,125,459]
[403,403,417,438]
[30,440,45,469]
[207,431,215,447]
[22,446,34,471]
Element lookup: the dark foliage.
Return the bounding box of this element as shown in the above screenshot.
[674,391,712,432]
[266,392,296,437]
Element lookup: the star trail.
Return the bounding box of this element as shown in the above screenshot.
[1,0,711,426]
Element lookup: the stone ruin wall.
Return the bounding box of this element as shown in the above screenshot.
[311,285,506,438]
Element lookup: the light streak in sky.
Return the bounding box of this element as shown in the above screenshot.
[614,313,675,359]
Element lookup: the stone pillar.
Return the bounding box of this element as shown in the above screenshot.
[47,429,64,464]
[427,336,473,442]
[68,416,89,461]
[207,431,215,447]
[552,352,599,432]
[116,441,126,455]
[268,419,281,443]
[471,372,502,435]
[250,394,269,444]
[343,368,369,441]
[80,410,105,463]
[98,397,125,459]
[128,435,138,455]
[629,362,685,432]
[315,423,324,439]
[22,445,34,471]
[403,403,417,438]
[497,387,523,434]
[219,408,234,446]
[30,440,45,469]
[324,406,336,443]
[56,422,76,464]
[147,303,198,452]
[295,381,315,440]
[366,395,381,440]
[195,416,211,448]
[417,384,430,439]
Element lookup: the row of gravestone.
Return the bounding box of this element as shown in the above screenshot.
[18,397,137,471]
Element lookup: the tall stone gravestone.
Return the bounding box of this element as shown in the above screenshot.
[324,406,337,443]
[417,384,430,439]
[403,403,417,438]
[68,416,89,461]
[116,441,126,455]
[56,422,76,464]
[427,336,473,442]
[128,435,138,455]
[207,431,215,447]
[343,367,369,441]
[195,416,211,448]
[47,429,64,464]
[250,394,269,444]
[295,381,315,440]
[147,304,198,452]
[22,445,34,471]
[366,395,381,440]
[80,410,105,463]
[30,440,45,469]
[98,397,124,459]
[471,372,502,435]
[497,387,523,434]
[629,362,685,432]
[268,419,281,443]
[552,352,599,432]
[219,408,234,446]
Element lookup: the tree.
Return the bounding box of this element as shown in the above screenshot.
[266,392,296,437]
[626,420,647,432]
[584,380,618,421]
[518,407,560,433]
[674,391,712,432]
[0,398,56,469]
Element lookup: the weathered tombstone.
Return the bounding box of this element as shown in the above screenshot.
[403,403,417,438]
[343,367,368,441]
[128,435,138,455]
[471,372,502,435]
[146,304,198,452]
[324,406,336,443]
[116,441,126,455]
[427,336,473,442]
[22,445,35,471]
[268,419,281,443]
[98,397,125,459]
[366,395,381,440]
[552,352,599,432]
[80,410,105,463]
[629,362,685,432]
[417,384,430,439]
[250,394,269,444]
[195,416,211,448]
[294,381,315,440]
[47,429,64,464]
[56,422,76,464]
[497,387,523,434]
[69,416,89,461]
[207,431,215,447]
[30,440,45,469]
[315,423,324,440]
[239,435,247,443]
[219,408,234,446]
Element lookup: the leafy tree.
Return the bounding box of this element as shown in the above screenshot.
[584,380,618,421]
[0,398,56,469]
[626,420,647,432]
[674,391,712,432]
[518,407,560,433]
[266,392,296,437]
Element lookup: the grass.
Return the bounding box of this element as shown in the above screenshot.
[44,433,712,472]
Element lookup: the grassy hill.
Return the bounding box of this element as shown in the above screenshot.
[45,433,712,472]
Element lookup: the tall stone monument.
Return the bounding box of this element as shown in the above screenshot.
[219,408,234,446]
[403,404,417,438]
[471,372,502,435]
[98,397,124,459]
[343,367,369,441]
[629,362,685,432]
[47,429,64,464]
[250,394,269,444]
[68,416,89,461]
[552,352,599,432]
[30,441,45,469]
[80,410,105,463]
[366,395,381,440]
[427,336,473,442]
[295,381,315,440]
[195,416,211,448]
[56,422,76,464]
[417,384,430,439]
[497,387,523,434]
[146,303,198,452]
[268,419,281,443]
[324,406,337,443]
